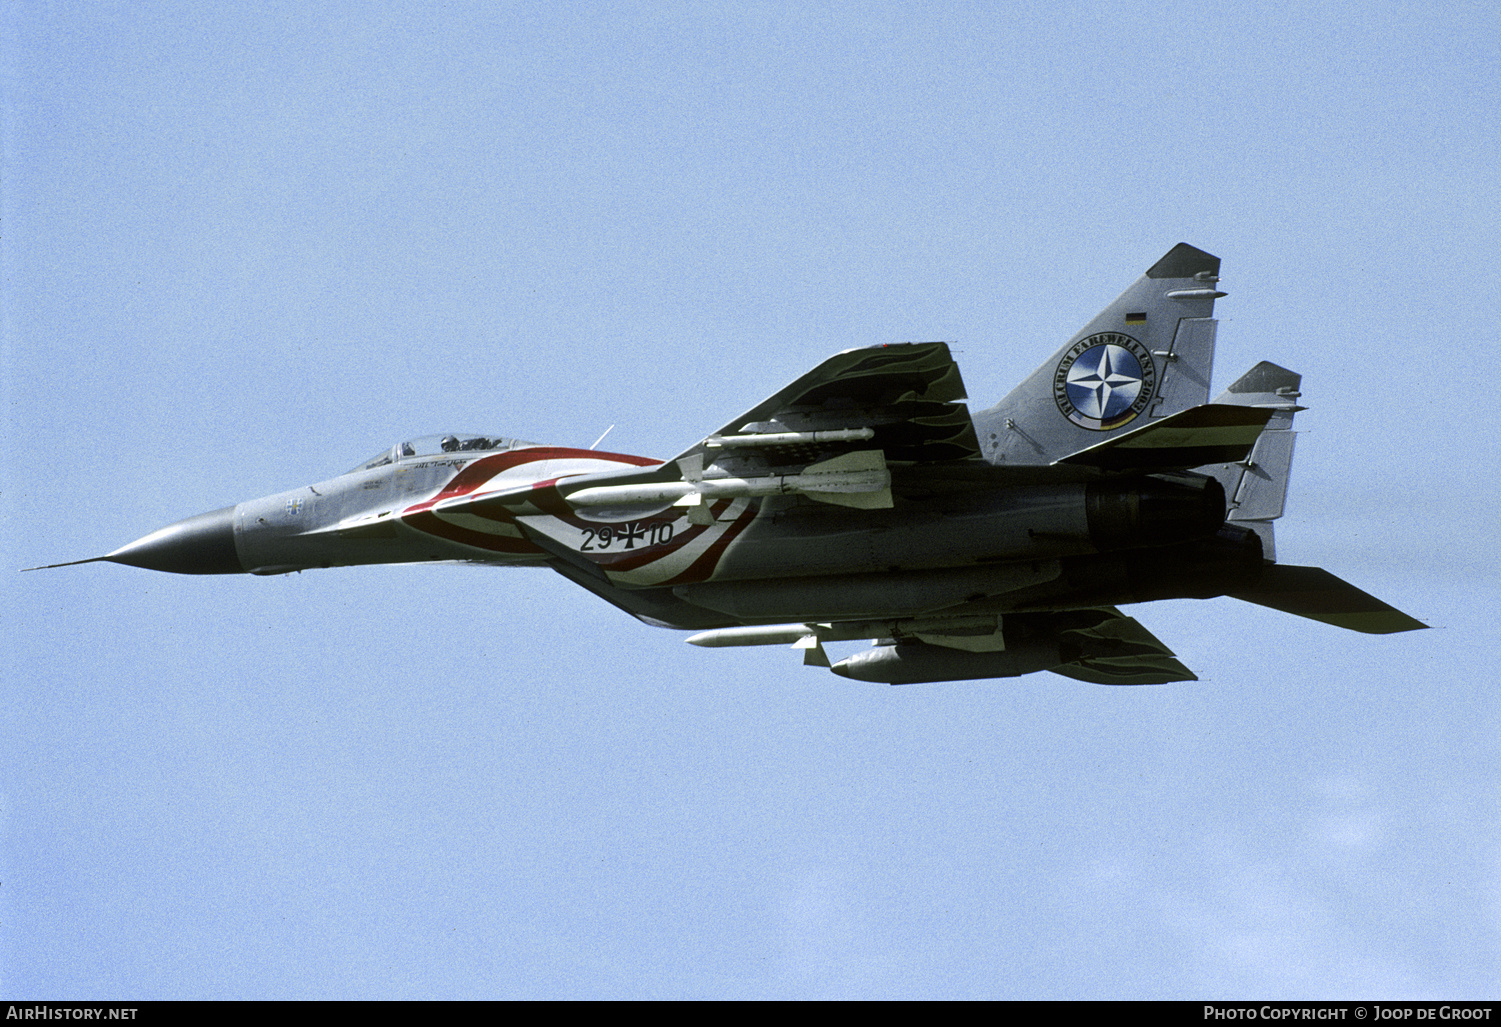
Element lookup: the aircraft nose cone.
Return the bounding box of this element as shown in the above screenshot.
[106,505,245,574]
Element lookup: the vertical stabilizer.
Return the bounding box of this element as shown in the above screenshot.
[975,243,1227,465]
[1202,361,1304,562]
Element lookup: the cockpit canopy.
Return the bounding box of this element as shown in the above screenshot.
[347,433,536,475]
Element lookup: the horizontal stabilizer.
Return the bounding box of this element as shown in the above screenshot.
[1230,565,1427,634]
[1057,404,1272,470]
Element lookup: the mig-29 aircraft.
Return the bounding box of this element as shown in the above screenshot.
[35,244,1424,684]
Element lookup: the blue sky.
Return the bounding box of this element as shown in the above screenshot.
[4,0,1498,999]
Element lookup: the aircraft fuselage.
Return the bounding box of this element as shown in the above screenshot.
[100,434,1262,633]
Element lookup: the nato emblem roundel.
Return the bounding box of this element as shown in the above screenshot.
[1053,332,1158,431]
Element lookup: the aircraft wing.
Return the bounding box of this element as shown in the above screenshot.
[823,606,1198,684]
[1047,608,1198,685]
[1055,403,1274,471]
[673,341,984,468]
[482,341,984,527]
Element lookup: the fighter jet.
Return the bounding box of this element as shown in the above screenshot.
[34,244,1424,684]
